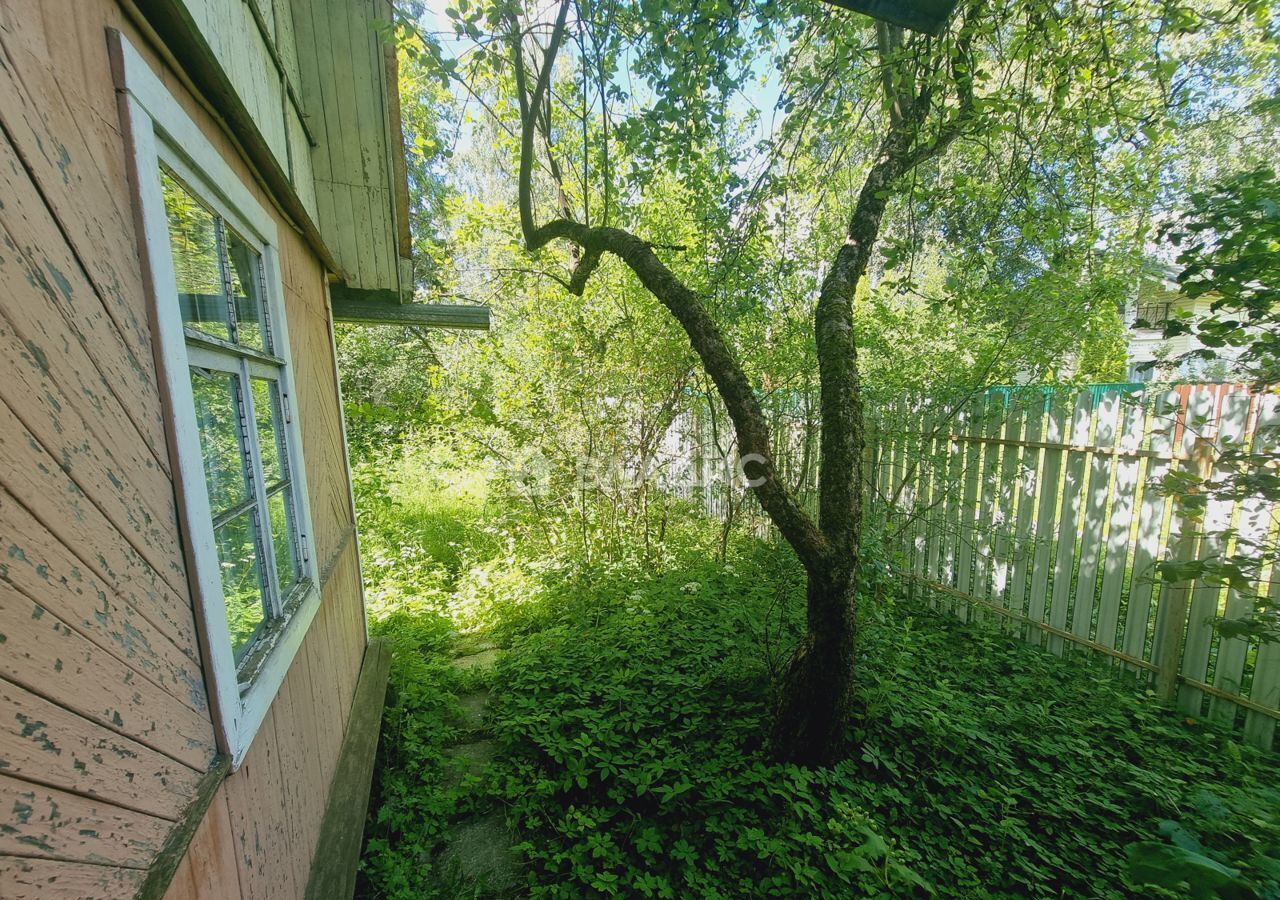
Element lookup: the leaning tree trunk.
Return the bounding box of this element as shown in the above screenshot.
[505,1,974,768]
[768,83,938,765]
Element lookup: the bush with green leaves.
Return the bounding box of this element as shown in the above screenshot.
[360,605,529,898]
[477,551,1277,898]
[1143,167,1280,650]
[355,449,1278,898]
[483,545,930,898]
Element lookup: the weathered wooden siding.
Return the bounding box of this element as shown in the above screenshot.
[145,0,411,296]
[0,8,218,889]
[292,0,406,295]
[164,543,364,900]
[170,0,318,221]
[0,2,367,897]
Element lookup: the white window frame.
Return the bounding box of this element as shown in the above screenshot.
[112,31,321,769]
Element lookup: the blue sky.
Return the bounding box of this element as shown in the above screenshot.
[411,0,790,163]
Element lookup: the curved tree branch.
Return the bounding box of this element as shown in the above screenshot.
[507,0,829,570]
[511,0,571,244]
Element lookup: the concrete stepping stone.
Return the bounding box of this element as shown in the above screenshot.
[450,648,503,671]
[456,690,490,732]
[437,809,519,895]
[433,633,521,895]
[442,739,497,790]
[454,635,498,656]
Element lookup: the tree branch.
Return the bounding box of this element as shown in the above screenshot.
[813,13,976,562]
[511,0,572,243]
[900,6,981,169]
[507,0,829,570]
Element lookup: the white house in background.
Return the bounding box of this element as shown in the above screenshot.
[1123,262,1242,383]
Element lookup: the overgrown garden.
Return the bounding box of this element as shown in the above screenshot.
[348,446,1278,897]
[345,0,1280,895]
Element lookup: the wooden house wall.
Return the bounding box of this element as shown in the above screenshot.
[165,0,408,296]
[291,0,405,295]
[0,2,367,897]
[173,0,319,223]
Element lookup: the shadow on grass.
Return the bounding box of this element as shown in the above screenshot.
[356,466,1278,898]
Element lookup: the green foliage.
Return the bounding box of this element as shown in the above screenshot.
[359,600,483,898]
[484,546,931,898]
[355,454,507,898]
[495,583,1279,897]
[353,443,504,616]
[1075,294,1132,383]
[1150,167,1280,645]
[356,458,1279,898]
[1161,167,1280,387]
[1126,841,1248,899]
[343,3,1280,572]
[1126,780,1280,898]
[384,3,457,293]
[336,327,453,454]
[350,0,1280,490]
[849,615,1277,898]
[348,4,1280,896]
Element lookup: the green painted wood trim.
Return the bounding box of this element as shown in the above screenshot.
[329,284,405,307]
[819,0,958,34]
[238,0,318,148]
[304,638,392,900]
[331,294,491,330]
[121,0,344,277]
[134,754,230,900]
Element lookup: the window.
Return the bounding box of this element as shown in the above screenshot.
[114,33,321,767]
[1133,301,1172,328]
[163,170,307,671]
[1128,363,1155,383]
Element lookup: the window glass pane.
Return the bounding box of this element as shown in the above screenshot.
[251,377,288,489]
[215,509,267,661]
[162,171,230,341]
[190,367,250,516]
[267,488,299,594]
[226,228,269,351]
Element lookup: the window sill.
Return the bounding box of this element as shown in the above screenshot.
[236,578,317,692]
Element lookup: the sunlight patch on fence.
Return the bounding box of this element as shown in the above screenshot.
[869,383,1280,752]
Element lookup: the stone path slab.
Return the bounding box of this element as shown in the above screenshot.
[436,641,519,896]
[438,810,519,895]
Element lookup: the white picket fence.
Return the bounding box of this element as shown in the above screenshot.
[868,384,1280,752]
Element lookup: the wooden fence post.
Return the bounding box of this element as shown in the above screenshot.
[1153,436,1214,704]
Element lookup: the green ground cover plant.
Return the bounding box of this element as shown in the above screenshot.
[355,452,1279,899]
[344,3,1280,889]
